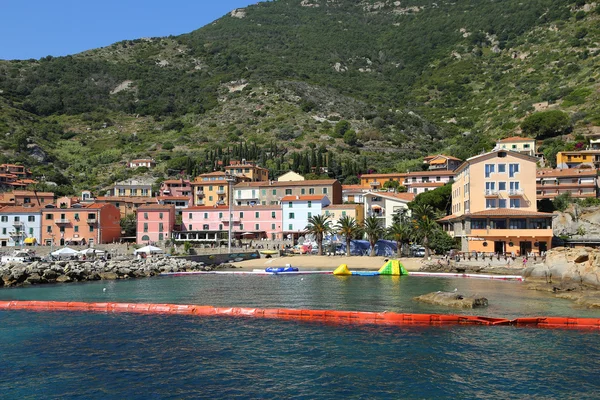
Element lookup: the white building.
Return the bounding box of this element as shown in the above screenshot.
[0,206,42,247]
[363,191,415,229]
[233,182,262,206]
[128,159,156,169]
[282,195,330,239]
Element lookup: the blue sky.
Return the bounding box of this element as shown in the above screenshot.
[0,0,259,60]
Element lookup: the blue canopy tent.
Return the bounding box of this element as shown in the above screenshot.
[338,240,397,256]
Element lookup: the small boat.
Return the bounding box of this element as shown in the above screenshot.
[1,249,33,264]
[265,264,299,273]
[260,250,279,255]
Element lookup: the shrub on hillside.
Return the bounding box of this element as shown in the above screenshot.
[521,110,571,139]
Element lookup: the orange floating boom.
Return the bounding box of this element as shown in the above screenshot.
[0,301,599,330]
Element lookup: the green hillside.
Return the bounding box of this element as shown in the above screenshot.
[0,0,598,194]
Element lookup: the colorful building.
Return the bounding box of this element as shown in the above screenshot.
[191,171,250,207]
[537,168,598,200]
[95,196,157,219]
[0,206,42,247]
[439,150,553,255]
[282,195,330,239]
[342,184,367,204]
[136,204,176,244]
[159,179,193,201]
[128,159,156,169]
[277,171,305,182]
[224,161,269,182]
[495,136,537,157]
[556,150,600,169]
[363,191,415,229]
[261,180,342,205]
[322,203,365,227]
[108,178,154,197]
[40,203,121,247]
[0,191,54,207]
[423,155,462,171]
[360,173,407,190]
[403,171,454,194]
[233,182,263,206]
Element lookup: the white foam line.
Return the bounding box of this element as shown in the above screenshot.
[161,270,332,276]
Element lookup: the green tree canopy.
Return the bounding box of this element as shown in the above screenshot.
[521,110,572,139]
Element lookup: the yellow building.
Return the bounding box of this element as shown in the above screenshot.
[224,161,269,182]
[496,136,537,157]
[359,173,407,189]
[439,150,553,255]
[322,204,365,227]
[191,172,250,207]
[556,150,600,169]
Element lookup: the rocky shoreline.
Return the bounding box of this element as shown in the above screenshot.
[0,258,235,288]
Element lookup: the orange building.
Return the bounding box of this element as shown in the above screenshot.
[224,160,269,182]
[191,171,250,207]
[40,203,121,247]
[359,173,407,189]
[537,168,598,200]
[0,190,54,207]
[439,150,553,255]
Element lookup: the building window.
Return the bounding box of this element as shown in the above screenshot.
[89,225,94,232]
[489,219,507,229]
[272,189,277,195]
[143,223,148,232]
[240,212,244,218]
[301,189,306,195]
[308,201,312,208]
[74,226,79,232]
[436,176,441,182]
[219,224,223,230]
[271,212,276,219]
[285,189,292,195]
[262,189,267,196]
[59,226,65,233]
[288,202,293,208]
[498,164,506,173]
[159,223,164,232]
[485,182,496,191]
[144,213,148,220]
[47,226,52,233]
[498,182,506,191]
[141,235,150,241]
[0,216,6,222]
[510,199,521,208]
[28,216,35,222]
[255,212,259,218]
[189,213,193,219]
[289,224,293,230]
[323,188,328,194]
[509,219,527,229]
[308,212,312,218]
[271,223,276,230]
[485,164,495,178]
[309,188,315,194]
[240,224,244,230]
[204,212,208,219]
[342,211,347,217]
[498,199,507,208]
[209,186,213,191]
[159,213,163,219]
[509,182,520,192]
[509,163,519,178]
[1,228,5,235]
[29,228,33,235]
[159,233,164,241]
[289,213,295,219]
[189,224,193,231]
[485,199,497,209]
[209,196,213,201]
[45,214,53,220]
[471,219,486,229]
[255,224,260,230]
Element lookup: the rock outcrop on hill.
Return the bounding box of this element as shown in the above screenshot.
[0,258,234,288]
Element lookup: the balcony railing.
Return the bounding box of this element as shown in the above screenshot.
[86,217,97,224]
[12,221,24,227]
[56,219,70,224]
[484,190,499,197]
[216,189,226,195]
[508,189,523,197]
[9,231,23,237]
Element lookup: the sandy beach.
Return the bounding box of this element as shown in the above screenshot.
[232,255,426,271]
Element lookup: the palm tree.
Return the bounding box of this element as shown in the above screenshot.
[305,214,332,256]
[363,215,384,257]
[412,215,440,258]
[386,221,413,258]
[336,215,362,257]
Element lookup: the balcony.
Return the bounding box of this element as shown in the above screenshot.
[196,192,205,198]
[484,190,499,197]
[86,217,97,224]
[216,189,226,195]
[56,219,70,224]
[470,228,553,238]
[508,189,523,197]
[369,181,381,187]
[9,231,23,238]
[12,221,24,227]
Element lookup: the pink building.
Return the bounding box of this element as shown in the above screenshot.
[159,179,193,202]
[177,205,283,243]
[136,204,176,244]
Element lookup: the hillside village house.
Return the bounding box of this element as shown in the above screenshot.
[191,171,250,207]
[128,159,156,169]
[224,160,269,182]
[0,190,54,207]
[0,206,42,247]
[157,196,191,214]
[360,173,407,190]
[262,180,342,205]
[282,195,330,240]
[41,202,121,247]
[556,150,600,169]
[363,191,415,229]
[439,150,553,255]
[423,155,462,171]
[233,182,263,206]
[159,179,193,202]
[342,184,367,204]
[95,196,157,219]
[136,204,176,244]
[179,205,283,242]
[495,137,537,157]
[107,178,154,197]
[322,204,365,227]
[537,168,598,200]
[403,170,454,194]
[276,171,305,182]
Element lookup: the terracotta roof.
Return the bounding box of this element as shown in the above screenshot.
[96,196,157,203]
[281,195,328,201]
[404,182,446,188]
[267,179,338,187]
[225,164,267,170]
[536,168,598,178]
[360,173,407,179]
[323,204,362,209]
[137,204,175,211]
[130,159,155,163]
[497,136,535,143]
[157,196,190,201]
[11,191,54,196]
[427,154,462,162]
[0,205,44,213]
[186,205,229,211]
[162,179,191,184]
[198,171,228,177]
[437,214,456,222]
[342,185,365,190]
[405,170,455,177]
[233,205,281,211]
[536,183,595,189]
[367,192,415,202]
[234,182,265,188]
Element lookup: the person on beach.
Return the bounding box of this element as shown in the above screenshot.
[522,257,527,267]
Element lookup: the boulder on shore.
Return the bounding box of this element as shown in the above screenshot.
[414,291,488,308]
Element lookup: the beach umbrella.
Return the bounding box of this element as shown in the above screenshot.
[51,247,79,258]
[134,245,164,255]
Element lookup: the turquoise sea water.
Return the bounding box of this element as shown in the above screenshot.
[1,275,600,399]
